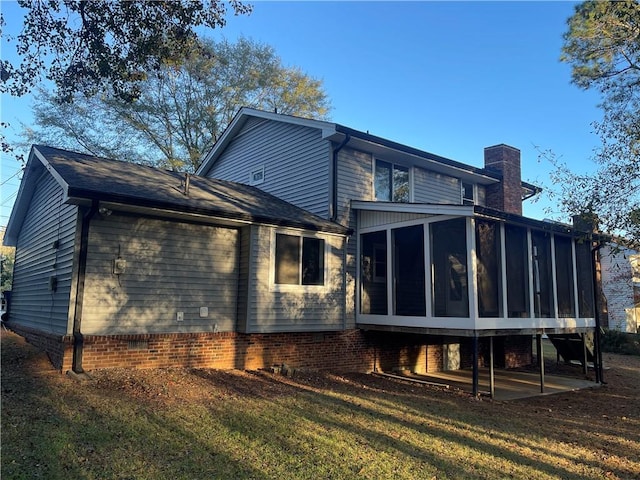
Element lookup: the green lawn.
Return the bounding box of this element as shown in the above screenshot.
[2,331,639,480]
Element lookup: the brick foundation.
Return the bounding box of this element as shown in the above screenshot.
[7,324,534,374]
[8,324,74,372]
[77,330,378,372]
[502,335,533,368]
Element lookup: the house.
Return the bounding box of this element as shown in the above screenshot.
[599,243,639,333]
[4,108,602,393]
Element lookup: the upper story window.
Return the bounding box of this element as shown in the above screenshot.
[275,233,325,286]
[374,160,410,202]
[462,182,475,205]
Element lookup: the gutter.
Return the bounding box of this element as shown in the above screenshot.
[71,200,99,373]
[522,184,543,201]
[67,189,350,236]
[330,133,351,222]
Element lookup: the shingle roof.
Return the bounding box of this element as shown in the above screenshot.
[32,145,349,235]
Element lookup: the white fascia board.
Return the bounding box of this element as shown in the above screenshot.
[196,107,337,176]
[33,146,70,196]
[352,201,475,217]
[4,146,70,245]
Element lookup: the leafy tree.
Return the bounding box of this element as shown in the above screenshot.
[1,0,251,101]
[1,0,251,163]
[1,228,14,292]
[23,37,331,172]
[555,0,640,244]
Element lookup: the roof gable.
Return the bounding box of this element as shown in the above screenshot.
[4,145,348,246]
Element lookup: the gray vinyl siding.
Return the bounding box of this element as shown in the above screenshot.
[206,120,331,217]
[413,168,461,204]
[10,172,79,335]
[80,214,239,335]
[236,225,252,333]
[335,147,373,226]
[245,225,344,333]
[335,147,374,328]
[359,211,433,229]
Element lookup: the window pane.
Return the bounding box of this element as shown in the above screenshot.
[476,220,501,317]
[575,240,595,318]
[531,231,554,318]
[431,218,469,317]
[374,160,392,201]
[505,225,530,317]
[393,165,410,202]
[555,235,576,317]
[361,231,387,314]
[275,234,300,284]
[302,237,325,285]
[393,225,425,316]
[462,182,474,205]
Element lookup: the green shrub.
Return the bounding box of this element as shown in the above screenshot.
[600,329,640,355]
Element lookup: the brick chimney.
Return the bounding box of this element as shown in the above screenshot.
[484,144,522,215]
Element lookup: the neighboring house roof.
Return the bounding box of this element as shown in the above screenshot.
[4,145,349,245]
[197,107,541,197]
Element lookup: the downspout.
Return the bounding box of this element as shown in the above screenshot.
[331,133,351,223]
[331,133,351,331]
[72,200,99,373]
[591,241,605,384]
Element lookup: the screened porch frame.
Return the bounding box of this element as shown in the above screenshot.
[354,202,596,335]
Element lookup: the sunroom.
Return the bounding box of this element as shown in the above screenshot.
[356,201,596,332]
[354,201,602,393]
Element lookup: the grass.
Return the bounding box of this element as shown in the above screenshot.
[2,330,640,480]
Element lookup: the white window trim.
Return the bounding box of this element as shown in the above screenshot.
[269,230,329,292]
[373,158,413,203]
[461,181,476,206]
[249,165,265,185]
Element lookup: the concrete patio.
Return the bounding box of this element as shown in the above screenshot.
[416,367,600,401]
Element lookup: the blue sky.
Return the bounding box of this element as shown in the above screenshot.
[0,1,602,227]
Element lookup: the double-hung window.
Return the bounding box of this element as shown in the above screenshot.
[462,182,475,205]
[374,160,410,202]
[274,233,325,286]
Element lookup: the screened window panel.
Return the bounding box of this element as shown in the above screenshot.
[531,231,554,318]
[505,225,530,318]
[575,240,595,318]
[431,218,469,317]
[555,235,576,317]
[393,225,426,316]
[476,220,501,317]
[361,231,388,315]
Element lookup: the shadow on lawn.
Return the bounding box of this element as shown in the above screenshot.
[1,332,266,480]
[191,368,638,480]
[3,330,639,480]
